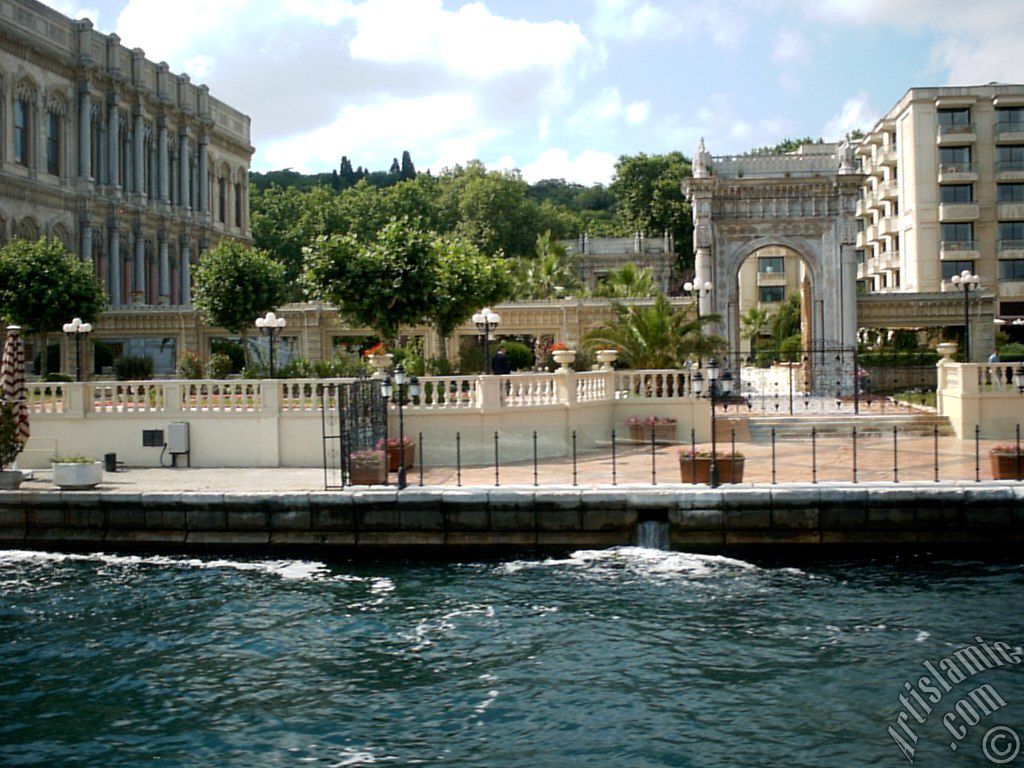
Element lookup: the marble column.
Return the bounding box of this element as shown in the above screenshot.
[132,233,145,303]
[78,86,92,180]
[158,120,169,203]
[159,236,170,304]
[180,241,191,305]
[107,98,120,191]
[197,136,208,216]
[178,133,190,210]
[695,246,713,317]
[133,112,145,195]
[108,226,122,306]
[80,222,92,263]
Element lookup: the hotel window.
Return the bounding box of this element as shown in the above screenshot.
[856,250,866,265]
[759,285,785,303]
[998,260,1024,281]
[942,260,975,280]
[938,146,971,173]
[997,145,1024,172]
[758,256,785,274]
[940,184,973,203]
[937,108,970,131]
[996,107,1024,129]
[13,98,30,167]
[997,184,1024,202]
[46,111,60,175]
[999,221,1024,246]
[941,222,974,245]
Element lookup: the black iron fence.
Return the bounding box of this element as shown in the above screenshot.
[321,380,386,489]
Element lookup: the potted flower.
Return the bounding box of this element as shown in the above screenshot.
[626,416,678,443]
[679,448,745,484]
[0,400,25,490]
[376,436,415,471]
[363,342,393,379]
[550,342,577,372]
[989,445,1022,480]
[51,454,104,489]
[348,449,387,485]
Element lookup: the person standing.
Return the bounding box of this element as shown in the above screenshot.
[492,348,512,375]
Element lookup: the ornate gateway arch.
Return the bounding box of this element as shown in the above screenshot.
[685,139,863,357]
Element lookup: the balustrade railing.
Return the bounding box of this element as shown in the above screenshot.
[410,376,479,410]
[180,381,261,412]
[25,383,65,414]
[501,373,558,407]
[614,370,693,399]
[92,381,165,413]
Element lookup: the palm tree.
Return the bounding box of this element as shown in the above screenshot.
[582,295,724,369]
[740,306,770,360]
[592,263,658,299]
[514,232,580,299]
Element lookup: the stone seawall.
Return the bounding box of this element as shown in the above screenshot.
[0,485,1021,554]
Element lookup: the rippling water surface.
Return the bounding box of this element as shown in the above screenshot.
[1,548,1022,767]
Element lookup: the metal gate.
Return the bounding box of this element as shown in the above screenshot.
[321,379,386,489]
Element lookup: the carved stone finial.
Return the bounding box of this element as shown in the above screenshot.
[837,136,855,174]
[694,137,711,178]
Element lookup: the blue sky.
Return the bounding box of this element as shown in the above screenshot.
[42,0,1024,185]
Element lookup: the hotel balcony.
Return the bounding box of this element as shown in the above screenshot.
[857,262,868,280]
[756,270,787,287]
[936,123,976,144]
[938,202,981,222]
[879,251,900,271]
[877,146,898,166]
[937,162,978,183]
[996,160,1024,181]
[999,239,1024,259]
[855,198,866,217]
[940,240,980,260]
[855,230,868,248]
[997,201,1024,219]
[864,223,877,242]
[995,121,1024,142]
[878,179,898,201]
[877,216,898,237]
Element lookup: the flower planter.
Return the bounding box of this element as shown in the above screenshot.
[52,462,103,489]
[0,470,24,490]
[349,455,388,485]
[990,452,1023,480]
[385,442,415,471]
[552,349,577,372]
[595,349,618,371]
[679,456,745,484]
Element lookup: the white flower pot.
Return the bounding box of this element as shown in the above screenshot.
[595,349,619,371]
[52,462,103,490]
[552,349,577,373]
[0,470,24,490]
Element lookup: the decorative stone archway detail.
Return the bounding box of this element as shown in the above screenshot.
[685,138,864,359]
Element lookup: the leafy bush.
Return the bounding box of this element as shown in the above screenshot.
[778,334,803,362]
[858,351,939,367]
[501,341,533,371]
[207,353,234,379]
[43,372,73,383]
[426,356,455,376]
[177,351,205,379]
[998,342,1024,362]
[0,400,22,470]
[210,339,245,373]
[113,355,153,381]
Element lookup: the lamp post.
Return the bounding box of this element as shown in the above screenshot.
[381,363,420,490]
[684,279,713,364]
[472,307,501,374]
[950,270,980,362]
[62,317,92,381]
[691,357,733,487]
[255,311,287,377]
[1016,364,1024,396]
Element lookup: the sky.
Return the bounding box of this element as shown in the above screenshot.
[41,0,1024,186]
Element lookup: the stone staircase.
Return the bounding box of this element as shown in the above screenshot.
[740,413,955,441]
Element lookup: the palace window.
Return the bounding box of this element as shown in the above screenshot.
[234,182,242,227]
[759,285,785,303]
[13,98,30,167]
[218,178,227,223]
[940,184,973,204]
[46,111,60,175]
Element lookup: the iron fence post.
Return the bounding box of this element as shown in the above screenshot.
[611,429,617,486]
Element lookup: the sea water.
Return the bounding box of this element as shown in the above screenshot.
[1,548,1022,767]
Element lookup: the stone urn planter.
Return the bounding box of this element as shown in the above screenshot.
[378,438,415,471]
[51,460,104,489]
[0,470,24,490]
[368,353,394,379]
[552,348,577,373]
[348,450,388,485]
[595,349,619,371]
[990,447,1022,480]
[679,451,745,484]
[936,342,958,361]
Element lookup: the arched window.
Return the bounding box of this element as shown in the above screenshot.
[45,93,67,177]
[13,97,30,167]
[218,177,226,223]
[234,180,242,227]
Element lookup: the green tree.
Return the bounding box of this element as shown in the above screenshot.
[740,306,771,357]
[582,295,723,369]
[513,233,580,299]
[192,240,285,364]
[400,150,416,181]
[591,263,659,299]
[0,237,106,376]
[303,218,438,342]
[426,236,512,362]
[770,294,802,345]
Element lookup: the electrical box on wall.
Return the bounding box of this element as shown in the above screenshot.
[167,422,190,455]
[142,429,164,447]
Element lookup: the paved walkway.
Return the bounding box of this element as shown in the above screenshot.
[13,433,1020,492]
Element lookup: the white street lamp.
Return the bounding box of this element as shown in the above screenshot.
[471,307,501,374]
[62,317,93,381]
[255,311,287,377]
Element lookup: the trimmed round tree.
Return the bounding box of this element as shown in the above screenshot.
[0,237,106,376]
[192,241,285,368]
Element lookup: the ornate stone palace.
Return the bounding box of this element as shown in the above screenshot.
[0,0,253,314]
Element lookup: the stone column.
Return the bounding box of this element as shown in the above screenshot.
[108,225,122,306]
[133,232,145,303]
[197,135,208,216]
[695,247,713,317]
[78,85,92,181]
[107,97,120,192]
[180,240,191,305]
[133,111,145,195]
[159,236,170,304]
[80,221,92,263]
[158,119,169,203]
[178,132,190,210]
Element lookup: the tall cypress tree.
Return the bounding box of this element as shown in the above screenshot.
[400,150,416,180]
[389,158,401,176]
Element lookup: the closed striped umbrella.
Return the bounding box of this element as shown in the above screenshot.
[1,326,30,446]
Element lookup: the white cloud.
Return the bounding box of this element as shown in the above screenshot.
[518,148,618,185]
[822,94,877,140]
[625,101,650,125]
[771,29,809,63]
[591,0,677,41]
[538,115,550,143]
